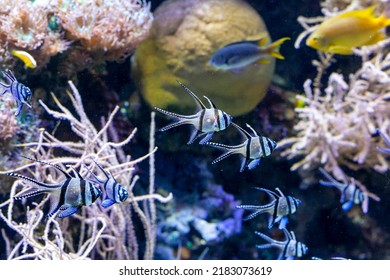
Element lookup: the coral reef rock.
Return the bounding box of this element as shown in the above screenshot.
[131,0,275,116]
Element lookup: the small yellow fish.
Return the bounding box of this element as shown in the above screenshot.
[306,6,390,55]
[11,50,37,69]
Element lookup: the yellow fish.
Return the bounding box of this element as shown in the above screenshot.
[306,6,390,55]
[11,50,37,69]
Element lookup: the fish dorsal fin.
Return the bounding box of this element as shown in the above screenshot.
[220,36,267,49]
[203,95,216,109]
[275,188,285,198]
[2,69,16,82]
[245,123,260,137]
[92,159,111,180]
[177,81,206,109]
[67,165,83,179]
[22,155,72,179]
[255,187,278,200]
[257,37,268,46]
[84,162,104,184]
[336,5,376,20]
[232,122,251,139]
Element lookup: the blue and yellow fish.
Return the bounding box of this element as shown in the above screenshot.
[255,228,308,260]
[209,37,290,71]
[0,69,32,116]
[8,156,102,218]
[85,159,129,208]
[155,81,232,145]
[306,6,390,54]
[237,187,301,229]
[207,123,277,171]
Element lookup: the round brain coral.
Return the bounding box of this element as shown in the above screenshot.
[131,0,275,116]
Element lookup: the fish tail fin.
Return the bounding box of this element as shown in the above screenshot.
[7,172,53,189]
[8,172,54,200]
[211,150,236,164]
[14,188,49,200]
[206,142,240,164]
[268,37,290,60]
[160,119,189,132]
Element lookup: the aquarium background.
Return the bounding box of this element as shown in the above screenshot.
[0,0,389,260]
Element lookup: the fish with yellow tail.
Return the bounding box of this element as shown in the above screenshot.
[12,50,37,69]
[7,156,102,218]
[155,81,232,145]
[306,6,390,55]
[0,69,32,116]
[207,123,277,172]
[209,37,290,71]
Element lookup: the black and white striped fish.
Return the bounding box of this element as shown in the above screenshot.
[85,159,128,208]
[237,187,301,229]
[0,69,32,116]
[7,156,102,218]
[318,167,380,214]
[255,228,308,260]
[207,123,277,171]
[154,81,232,144]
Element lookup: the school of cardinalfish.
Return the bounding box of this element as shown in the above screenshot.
[154,81,385,259]
[1,4,390,259]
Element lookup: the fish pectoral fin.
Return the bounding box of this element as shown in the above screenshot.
[341,201,354,211]
[102,199,116,208]
[14,105,23,116]
[278,217,289,229]
[58,206,81,218]
[328,45,354,55]
[365,31,386,45]
[247,158,261,170]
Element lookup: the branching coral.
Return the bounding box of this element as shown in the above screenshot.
[0,81,172,259]
[279,0,390,192]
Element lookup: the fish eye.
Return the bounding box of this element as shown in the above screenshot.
[119,188,129,201]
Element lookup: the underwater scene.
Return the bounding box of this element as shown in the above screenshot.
[0,0,390,260]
